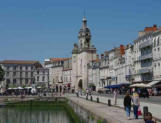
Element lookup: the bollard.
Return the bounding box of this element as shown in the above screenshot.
[143,106,148,115]
[143,106,148,120]
[76,93,79,97]
[86,95,88,100]
[108,99,111,106]
[90,96,93,101]
[97,97,99,103]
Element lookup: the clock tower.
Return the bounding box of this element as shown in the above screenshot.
[72,17,97,90]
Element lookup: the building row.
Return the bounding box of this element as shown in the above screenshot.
[0,18,161,92]
[87,25,161,90]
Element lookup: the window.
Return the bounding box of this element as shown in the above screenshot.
[7,66,9,70]
[158,63,160,67]
[13,66,16,70]
[158,38,160,46]
[42,76,45,81]
[154,63,156,68]
[25,66,28,70]
[20,66,22,70]
[6,79,10,84]
[20,79,23,85]
[13,72,16,76]
[158,48,160,51]
[20,72,22,77]
[31,72,33,77]
[154,39,156,47]
[37,76,39,81]
[37,71,39,74]
[25,72,28,77]
[25,79,28,84]
[13,79,16,85]
[43,71,45,74]
[6,72,9,77]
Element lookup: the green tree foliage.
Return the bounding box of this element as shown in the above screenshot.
[0,65,4,81]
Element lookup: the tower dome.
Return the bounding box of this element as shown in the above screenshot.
[78,17,91,39]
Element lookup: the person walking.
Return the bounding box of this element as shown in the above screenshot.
[124,92,132,120]
[132,92,140,119]
[113,89,118,105]
[145,112,156,123]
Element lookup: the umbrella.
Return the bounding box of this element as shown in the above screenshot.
[130,83,150,88]
[25,87,32,89]
[17,87,24,89]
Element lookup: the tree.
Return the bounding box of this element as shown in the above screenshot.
[0,65,4,81]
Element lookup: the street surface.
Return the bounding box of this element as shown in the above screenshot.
[71,93,161,122]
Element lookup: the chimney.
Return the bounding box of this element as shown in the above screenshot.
[120,45,125,55]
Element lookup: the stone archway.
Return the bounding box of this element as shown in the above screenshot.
[78,79,83,89]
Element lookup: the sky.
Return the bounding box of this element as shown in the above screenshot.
[0,0,161,62]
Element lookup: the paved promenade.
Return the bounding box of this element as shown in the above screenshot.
[67,95,144,123]
[72,94,161,122]
[93,94,161,119]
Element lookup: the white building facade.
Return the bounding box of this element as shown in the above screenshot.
[44,58,69,87]
[115,44,134,85]
[87,60,100,91]
[152,30,161,81]
[34,68,49,88]
[62,58,72,87]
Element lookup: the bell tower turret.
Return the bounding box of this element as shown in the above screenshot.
[78,17,91,50]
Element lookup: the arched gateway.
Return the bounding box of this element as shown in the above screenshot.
[78,79,83,89]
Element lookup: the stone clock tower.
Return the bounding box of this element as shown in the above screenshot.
[72,17,97,90]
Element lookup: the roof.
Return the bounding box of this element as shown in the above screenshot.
[90,59,100,62]
[0,60,40,65]
[50,58,70,62]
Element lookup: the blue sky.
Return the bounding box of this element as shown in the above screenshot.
[0,0,161,62]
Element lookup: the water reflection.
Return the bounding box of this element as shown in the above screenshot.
[0,107,74,123]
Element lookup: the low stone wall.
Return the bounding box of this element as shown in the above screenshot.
[68,98,107,123]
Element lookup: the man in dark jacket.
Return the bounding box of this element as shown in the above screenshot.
[124,92,132,120]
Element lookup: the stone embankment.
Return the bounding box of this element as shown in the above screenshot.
[67,95,145,123]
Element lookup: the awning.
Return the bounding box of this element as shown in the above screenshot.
[104,83,130,89]
[147,81,161,87]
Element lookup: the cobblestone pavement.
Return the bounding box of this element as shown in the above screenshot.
[68,95,145,123]
[70,94,161,122]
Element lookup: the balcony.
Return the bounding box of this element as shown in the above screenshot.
[139,39,152,49]
[139,53,152,61]
[139,67,152,74]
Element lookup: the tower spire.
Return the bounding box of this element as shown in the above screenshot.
[83,9,86,18]
[82,10,87,29]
